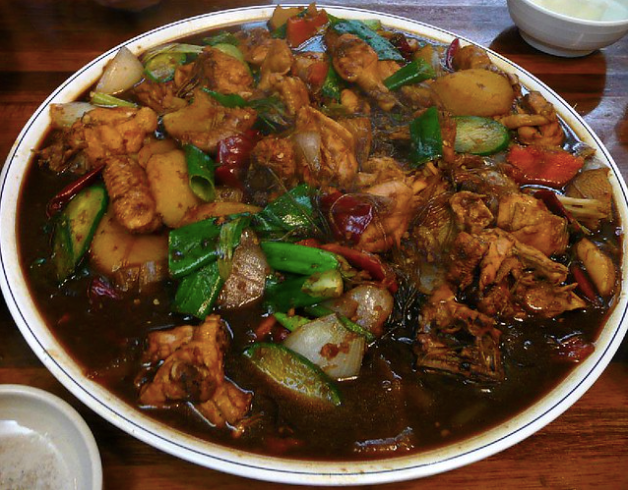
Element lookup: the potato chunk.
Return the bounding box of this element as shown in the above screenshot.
[432,69,514,117]
[145,149,201,227]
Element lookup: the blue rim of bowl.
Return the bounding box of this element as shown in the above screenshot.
[1,5,627,485]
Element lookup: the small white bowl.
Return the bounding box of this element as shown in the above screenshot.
[0,385,102,490]
[507,0,628,57]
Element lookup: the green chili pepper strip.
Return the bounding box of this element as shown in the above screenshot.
[90,92,137,108]
[168,218,222,278]
[409,106,443,166]
[252,184,316,236]
[202,89,248,108]
[383,59,436,91]
[273,312,312,331]
[184,144,216,202]
[173,261,225,319]
[264,275,326,312]
[321,62,343,101]
[303,305,376,342]
[261,241,339,275]
[333,19,403,61]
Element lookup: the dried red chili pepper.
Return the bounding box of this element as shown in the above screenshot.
[534,189,585,234]
[46,164,105,217]
[570,264,601,305]
[215,130,260,188]
[88,276,121,302]
[444,38,460,71]
[320,191,374,245]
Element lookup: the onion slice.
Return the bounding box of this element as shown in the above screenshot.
[283,314,366,379]
[94,46,144,95]
[50,102,95,128]
[293,131,322,172]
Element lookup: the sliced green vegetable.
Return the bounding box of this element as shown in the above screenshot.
[203,89,247,108]
[142,43,204,64]
[212,43,245,63]
[52,184,108,282]
[261,241,339,275]
[409,106,443,166]
[383,58,435,91]
[303,305,376,342]
[273,312,311,331]
[173,261,225,319]
[184,144,215,202]
[265,274,326,312]
[361,19,382,31]
[321,63,342,101]
[248,96,290,134]
[454,116,510,156]
[333,19,403,61]
[168,219,222,278]
[90,92,137,108]
[252,184,317,237]
[243,342,342,406]
[203,30,240,47]
[301,269,344,299]
[216,215,251,280]
[144,52,186,83]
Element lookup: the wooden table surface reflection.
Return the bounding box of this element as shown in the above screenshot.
[0,0,627,488]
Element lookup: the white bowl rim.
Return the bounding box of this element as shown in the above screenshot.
[0,384,103,490]
[1,4,627,486]
[509,0,628,27]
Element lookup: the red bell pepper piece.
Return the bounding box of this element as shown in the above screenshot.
[444,38,460,71]
[319,243,398,293]
[286,9,328,47]
[506,145,584,188]
[320,191,374,245]
[46,164,105,217]
[307,61,329,89]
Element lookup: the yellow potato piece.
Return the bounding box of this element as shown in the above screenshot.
[432,69,515,117]
[145,149,201,227]
[575,238,616,298]
[90,210,168,275]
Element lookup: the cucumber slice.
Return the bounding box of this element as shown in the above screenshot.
[144,52,186,83]
[454,116,510,156]
[53,184,108,281]
[243,342,342,406]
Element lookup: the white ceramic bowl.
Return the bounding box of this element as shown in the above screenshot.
[0,385,102,490]
[507,0,628,57]
[1,5,628,486]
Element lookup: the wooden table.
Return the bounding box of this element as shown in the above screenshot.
[1,0,627,488]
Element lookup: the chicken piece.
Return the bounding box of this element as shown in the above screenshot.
[295,105,359,189]
[339,117,372,166]
[331,34,398,111]
[199,47,254,96]
[258,39,294,91]
[497,192,568,256]
[452,45,492,71]
[142,325,195,364]
[398,81,437,110]
[415,284,504,382]
[139,315,252,429]
[501,91,565,147]
[291,51,327,89]
[357,156,406,188]
[454,166,520,215]
[133,63,193,114]
[477,282,526,319]
[67,106,158,167]
[340,89,371,115]
[103,155,161,233]
[515,281,587,318]
[512,239,569,284]
[449,191,494,234]
[163,89,256,153]
[446,232,489,290]
[235,27,274,66]
[268,75,310,116]
[357,180,415,253]
[250,135,299,188]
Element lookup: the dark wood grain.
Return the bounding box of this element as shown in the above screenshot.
[0,1,626,488]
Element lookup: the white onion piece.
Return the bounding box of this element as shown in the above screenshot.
[94,46,144,95]
[323,284,394,337]
[283,314,366,379]
[293,131,322,172]
[50,102,95,128]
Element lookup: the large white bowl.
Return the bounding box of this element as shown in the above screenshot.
[1,5,627,486]
[507,0,628,57]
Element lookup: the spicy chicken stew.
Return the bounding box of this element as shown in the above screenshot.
[17,5,622,460]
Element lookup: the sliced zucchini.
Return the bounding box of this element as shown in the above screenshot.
[454,116,510,156]
[52,184,108,281]
[243,342,342,406]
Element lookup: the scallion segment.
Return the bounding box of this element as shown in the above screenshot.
[173,261,225,319]
[409,106,443,165]
[383,58,435,91]
[184,144,216,202]
[261,241,339,276]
